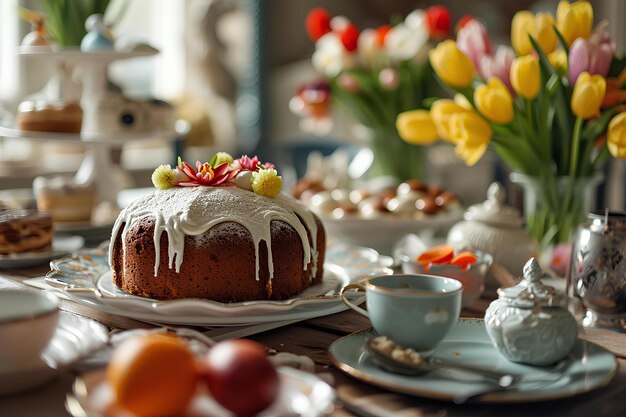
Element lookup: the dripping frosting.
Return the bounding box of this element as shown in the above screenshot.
[109,186,318,281]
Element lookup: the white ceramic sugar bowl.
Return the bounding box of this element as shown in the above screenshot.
[484,258,578,366]
[447,182,534,283]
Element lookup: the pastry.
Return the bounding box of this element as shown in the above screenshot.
[33,176,96,223]
[16,101,82,133]
[0,209,53,254]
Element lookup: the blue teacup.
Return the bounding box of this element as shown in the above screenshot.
[340,274,463,353]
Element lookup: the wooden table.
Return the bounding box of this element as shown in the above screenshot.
[1,263,625,417]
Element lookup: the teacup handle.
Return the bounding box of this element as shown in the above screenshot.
[339,284,369,318]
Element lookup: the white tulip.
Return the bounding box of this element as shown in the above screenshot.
[312,32,355,77]
[357,28,384,69]
[385,22,429,63]
[405,9,426,30]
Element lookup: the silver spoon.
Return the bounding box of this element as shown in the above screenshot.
[365,338,520,386]
[452,355,575,404]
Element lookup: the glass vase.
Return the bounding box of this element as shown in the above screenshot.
[365,125,426,181]
[510,172,604,247]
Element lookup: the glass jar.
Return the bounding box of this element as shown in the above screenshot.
[510,172,603,247]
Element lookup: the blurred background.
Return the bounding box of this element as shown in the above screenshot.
[0,0,624,210]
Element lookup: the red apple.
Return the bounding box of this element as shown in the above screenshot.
[201,339,280,417]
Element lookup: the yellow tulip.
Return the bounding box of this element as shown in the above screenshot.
[510,55,540,100]
[449,112,492,166]
[474,77,514,124]
[429,40,474,88]
[396,110,439,145]
[430,100,470,142]
[454,94,473,110]
[511,11,557,55]
[571,72,606,120]
[548,49,567,71]
[608,112,626,159]
[557,0,593,45]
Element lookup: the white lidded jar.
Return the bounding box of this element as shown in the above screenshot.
[447,182,534,286]
[484,258,578,365]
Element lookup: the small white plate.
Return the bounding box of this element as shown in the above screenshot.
[0,311,108,395]
[67,366,334,417]
[0,236,84,269]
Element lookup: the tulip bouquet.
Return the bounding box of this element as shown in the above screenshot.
[290,6,457,181]
[397,0,626,247]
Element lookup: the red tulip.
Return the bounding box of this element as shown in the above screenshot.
[375,25,392,47]
[340,23,359,52]
[425,5,451,39]
[306,8,332,42]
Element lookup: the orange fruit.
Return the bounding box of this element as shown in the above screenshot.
[106,333,197,417]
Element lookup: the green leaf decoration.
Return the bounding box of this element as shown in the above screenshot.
[209,153,218,168]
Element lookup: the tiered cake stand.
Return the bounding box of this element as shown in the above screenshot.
[0,48,181,207]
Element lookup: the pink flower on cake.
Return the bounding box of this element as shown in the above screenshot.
[233,155,275,172]
[176,159,238,187]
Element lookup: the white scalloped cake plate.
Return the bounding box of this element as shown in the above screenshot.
[47,244,391,326]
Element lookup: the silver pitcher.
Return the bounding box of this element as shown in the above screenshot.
[567,211,626,332]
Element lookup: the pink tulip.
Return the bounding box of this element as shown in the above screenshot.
[456,19,493,72]
[379,67,399,90]
[479,46,515,91]
[569,28,616,84]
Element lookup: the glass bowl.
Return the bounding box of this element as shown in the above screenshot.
[394,234,493,307]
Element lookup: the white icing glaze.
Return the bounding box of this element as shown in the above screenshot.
[109,186,318,282]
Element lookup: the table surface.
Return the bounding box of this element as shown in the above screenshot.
[1,260,625,417]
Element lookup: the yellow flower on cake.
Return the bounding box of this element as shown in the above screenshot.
[252,169,283,198]
[571,72,606,120]
[429,40,474,88]
[608,112,626,159]
[396,110,438,144]
[556,0,593,45]
[474,77,514,124]
[510,55,540,100]
[151,164,191,190]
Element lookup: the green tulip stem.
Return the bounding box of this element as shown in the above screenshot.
[561,116,584,227]
[526,99,534,132]
[569,117,583,178]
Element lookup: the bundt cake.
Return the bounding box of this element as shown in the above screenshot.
[109,154,325,302]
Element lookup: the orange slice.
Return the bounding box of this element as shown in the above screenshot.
[416,244,455,265]
[450,251,478,268]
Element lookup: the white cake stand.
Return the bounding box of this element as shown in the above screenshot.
[4,48,182,207]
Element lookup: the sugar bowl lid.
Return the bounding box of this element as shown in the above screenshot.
[464,182,523,227]
[496,258,566,308]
